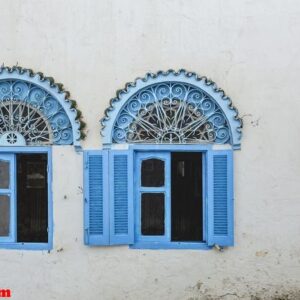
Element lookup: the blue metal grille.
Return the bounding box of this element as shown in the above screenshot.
[112,82,231,145]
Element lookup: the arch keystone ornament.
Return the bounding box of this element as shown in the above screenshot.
[0,66,85,148]
[101,70,242,149]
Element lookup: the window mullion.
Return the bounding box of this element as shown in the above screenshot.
[165,152,171,242]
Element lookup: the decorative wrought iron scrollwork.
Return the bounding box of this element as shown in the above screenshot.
[0,66,85,147]
[101,70,242,148]
[112,82,230,144]
[0,82,73,145]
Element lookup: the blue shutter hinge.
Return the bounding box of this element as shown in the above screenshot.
[213,244,224,252]
[84,228,89,244]
[84,197,88,203]
[85,160,89,169]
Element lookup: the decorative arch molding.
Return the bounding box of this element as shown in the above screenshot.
[101,70,242,149]
[0,66,85,147]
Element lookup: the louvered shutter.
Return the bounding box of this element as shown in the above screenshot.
[109,150,134,245]
[84,151,109,245]
[207,150,234,247]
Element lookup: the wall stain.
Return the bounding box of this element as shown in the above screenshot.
[239,113,261,128]
[185,281,300,300]
[255,250,268,257]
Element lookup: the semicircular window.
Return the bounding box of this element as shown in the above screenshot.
[0,99,72,146]
[113,83,230,144]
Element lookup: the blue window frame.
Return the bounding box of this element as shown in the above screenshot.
[0,66,84,250]
[131,145,213,249]
[84,144,233,250]
[85,70,239,250]
[0,154,15,243]
[0,147,53,250]
[135,152,171,244]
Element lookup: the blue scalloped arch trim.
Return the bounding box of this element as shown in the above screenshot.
[0,67,83,147]
[101,70,242,149]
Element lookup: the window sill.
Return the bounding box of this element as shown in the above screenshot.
[130,241,211,250]
[0,242,52,251]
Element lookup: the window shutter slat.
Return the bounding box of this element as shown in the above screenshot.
[84,151,109,245]
[109,150,133,245]
[207,150,234,247]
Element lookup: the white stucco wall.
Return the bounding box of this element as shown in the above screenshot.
[0,0,300,299]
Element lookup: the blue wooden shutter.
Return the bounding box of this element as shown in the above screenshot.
[207,150,234,247]
[109,150,133,245]
[84,151,109,245]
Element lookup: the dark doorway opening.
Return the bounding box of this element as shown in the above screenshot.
[171,152,203,242]
[17,154,48,243]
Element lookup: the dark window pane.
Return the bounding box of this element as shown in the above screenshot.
[26,162,46,189]
[0,160,9,189]
[141,159,164,187]
[17,154,48,243]
[171,152,203,242]
[141,193,164,235]
[0,195,10,236]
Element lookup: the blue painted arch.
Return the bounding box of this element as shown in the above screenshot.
[101,70,242,149]
[0,66,85,147]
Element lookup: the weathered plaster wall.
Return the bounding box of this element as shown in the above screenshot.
[0,0,299,299]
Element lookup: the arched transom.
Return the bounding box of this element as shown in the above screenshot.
[0,67,85,147]
[113,82,229,144]
[0,99,64,146]
[101,70,242,148]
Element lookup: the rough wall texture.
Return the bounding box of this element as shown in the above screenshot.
[0,0,299,299]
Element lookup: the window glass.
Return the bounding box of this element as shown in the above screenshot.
[141,159,164,187]
[17,154,48,243]
[141,193,165,235]
[26,162,46,189]
[0,195,10,236]
[171,152,203,242]
[0,160,9,189]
